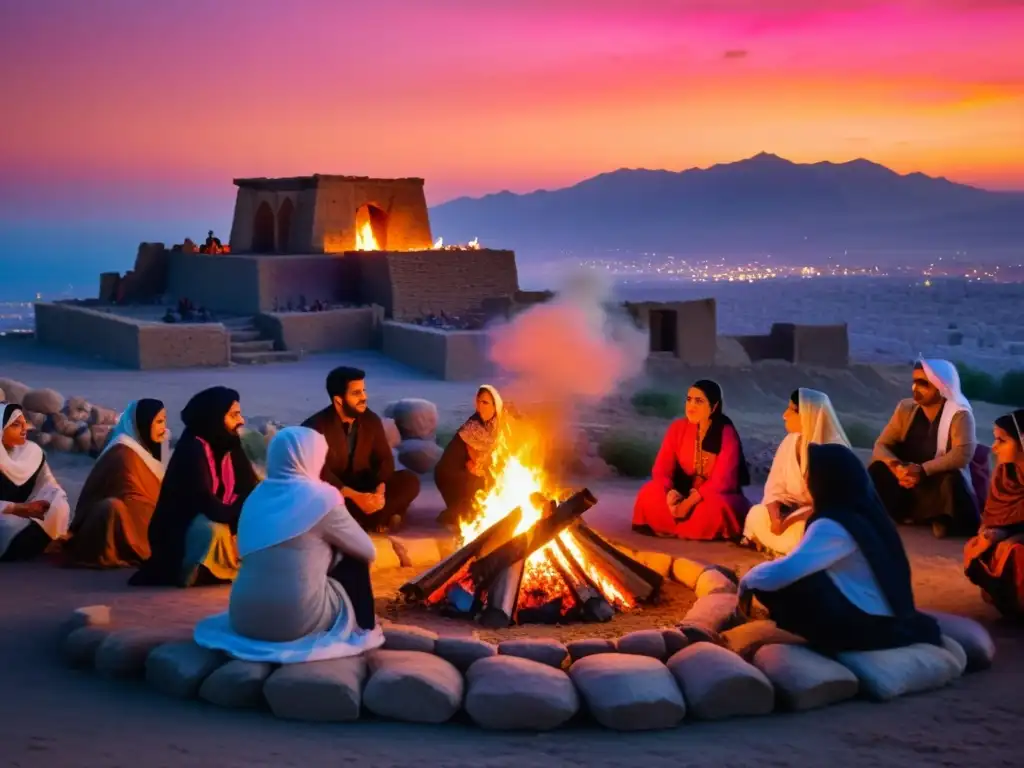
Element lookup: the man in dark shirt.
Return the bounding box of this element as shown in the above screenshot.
[302,366,420,533]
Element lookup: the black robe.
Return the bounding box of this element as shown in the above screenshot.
[129,431,257,586]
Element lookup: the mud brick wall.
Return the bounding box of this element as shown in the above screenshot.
[167,253,359,315]
[34,303,230,369]
[381,322,493,381]
[255,306,381,354]
[359,249,519,321]
[625,298,718,365]
[733,323,849,368]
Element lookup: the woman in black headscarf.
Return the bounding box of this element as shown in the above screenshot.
[61,399,168,568]
[739,443,941,652]
[130,387,259,587]
[632,379,751,540]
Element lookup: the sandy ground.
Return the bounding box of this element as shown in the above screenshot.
[1,453,1021,767]
[2,344,1023,766]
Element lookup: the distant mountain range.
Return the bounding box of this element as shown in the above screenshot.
[429,153,1024,256]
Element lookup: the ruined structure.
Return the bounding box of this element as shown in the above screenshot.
[228,175,434,254]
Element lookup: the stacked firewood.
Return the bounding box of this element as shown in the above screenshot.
[0,378,118,456]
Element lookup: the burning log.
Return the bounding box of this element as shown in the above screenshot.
[478,560,525,628]
[570,522,664,603]
[400,507,524,602]
[468,489,597,591]
[551,536,615,623]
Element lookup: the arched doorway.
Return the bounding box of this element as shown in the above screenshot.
[277,198,294,253]
[353,203,389,251]
[252,201,276,253]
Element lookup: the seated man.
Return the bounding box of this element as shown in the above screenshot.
[303,366,420,533]
[130,387,259,587]
[868,359,979,538]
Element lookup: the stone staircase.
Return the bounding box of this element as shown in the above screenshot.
[223,317,301,365]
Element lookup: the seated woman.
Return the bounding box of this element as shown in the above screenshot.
[1,403,72,562]
[60,399,168,568]
[739,443,942,653]
[632,379,751,540]
[742,388,851,555]
[964,410,1024,618]
[194,427,383,661]
[434,385,503,530]
[130,386,259,587]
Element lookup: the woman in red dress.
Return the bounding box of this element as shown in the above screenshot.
[632,379,751,540]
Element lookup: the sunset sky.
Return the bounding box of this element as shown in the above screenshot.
[1,0,1022,279]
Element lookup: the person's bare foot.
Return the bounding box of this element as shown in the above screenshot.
[931,518,950,539]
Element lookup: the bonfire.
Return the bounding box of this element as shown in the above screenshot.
[401,414,663,626]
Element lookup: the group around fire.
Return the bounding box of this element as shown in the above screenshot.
[2,359,1022,661]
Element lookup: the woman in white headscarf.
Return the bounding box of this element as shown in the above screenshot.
[0,402,72,561]
[434,385,504,530]
[60,399,169,568]
[742,389,851,555]
[194,426,383,663]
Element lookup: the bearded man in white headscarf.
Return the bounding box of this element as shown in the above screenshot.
[868,358,981,538]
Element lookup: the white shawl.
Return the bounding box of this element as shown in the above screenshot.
[100,400,168,481]
[236,427,343,558]
[0,403,44,489]
[918,358,971,460]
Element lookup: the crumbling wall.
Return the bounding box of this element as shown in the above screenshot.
[381,322,493,380]
[358,249,519,320]
[732,323,849,368]
[625,298,718,365]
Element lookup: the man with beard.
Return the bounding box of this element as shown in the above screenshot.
[130,386,259,587]
[868,359,980,538]
[303,366,420,533]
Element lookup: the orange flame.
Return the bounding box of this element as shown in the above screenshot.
[355,220,378,251]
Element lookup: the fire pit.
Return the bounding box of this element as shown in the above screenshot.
[401,423,663,626]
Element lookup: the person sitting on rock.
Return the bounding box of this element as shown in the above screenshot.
[964,410,1024,617]
[742,388,851,555]
[302,366,420,534]
[60,399,169,568]
[0,402,72,562]
[868,359,980,538]
[194,427,384,662]
[434,385,504,531]
[739,443,942,653]
[130,387,259,587]
[632,379,751,540]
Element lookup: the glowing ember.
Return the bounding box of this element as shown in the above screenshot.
[355,220,378,250]
[457,419,633,614]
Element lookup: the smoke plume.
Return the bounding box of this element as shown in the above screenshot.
[489,267,647,412]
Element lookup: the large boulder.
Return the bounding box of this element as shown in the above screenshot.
[435,636,497,672]
[94,628,190,678]
[940,635,968,675]
[382,624,438,653]
[752,644,859,711]
[22,388,64,415]
[89,405,119,426]
[63,626,111,668]
[64,396,91,422]
[667,643,774,720]
[382,417,401,449]
[683,593,740,633]
[568,638,616,662]
[722,620,806,660]
[569,654,686,731]
[387,399,439,440]
[362,650,464,723]
[60,605,112,637]
[199,660,274,709]
[263,656,367,721]
[615,629,668,660]
[465,655,579,730]
[661,628,689,656]
[498,638,569,669]
[924,611,996,672]
[0,378,30,405]
[694,568,738,597]
[837,642,963,702]
[397,439,444,473]
[145,641,226,699]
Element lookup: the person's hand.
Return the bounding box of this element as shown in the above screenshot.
[672,490,700,520]
[983,526,1009,543]
[24,500,49,519]
[892,462,907,481]
[767,502,786,536]
[666,489,683,508]
[900,464,924,489]
[353,488,385,515]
